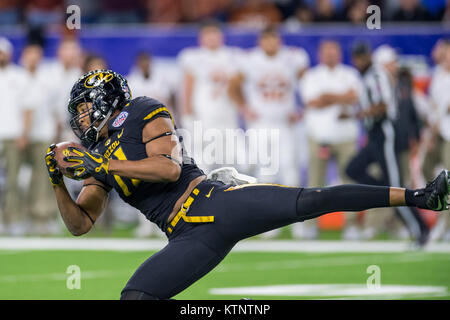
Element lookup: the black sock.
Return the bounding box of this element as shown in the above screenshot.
[405,188,427,209]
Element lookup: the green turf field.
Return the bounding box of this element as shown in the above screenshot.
[1,248,449,299]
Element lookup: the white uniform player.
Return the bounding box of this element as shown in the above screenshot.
[47,39,83,142]
[127,52,172,107]
[0,37,27,235]
[178,23,242,173]
[231,28,309,186]
[20,44,63,235]
[229,27,310,238]
[178,46,241,129]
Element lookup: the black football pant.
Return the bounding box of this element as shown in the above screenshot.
[345,123,428,242]
[121,179,395,299]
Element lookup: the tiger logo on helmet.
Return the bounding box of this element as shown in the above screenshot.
[84,71,114,88]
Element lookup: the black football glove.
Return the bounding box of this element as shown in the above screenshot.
[45,144,64,186]
[65,147,110,180]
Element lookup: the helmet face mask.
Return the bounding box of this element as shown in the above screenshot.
[69,100,104,144]
[68,69,131,144]
[68,88,117,143]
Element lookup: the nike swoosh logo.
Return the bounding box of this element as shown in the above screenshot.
[205,187,214,198]
[87,152,105,164]
[118,129,124,139]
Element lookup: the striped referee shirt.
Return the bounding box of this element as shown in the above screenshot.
[359,64,397,133]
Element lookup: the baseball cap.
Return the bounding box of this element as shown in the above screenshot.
[373,45,397,65]
[0,37,13,55]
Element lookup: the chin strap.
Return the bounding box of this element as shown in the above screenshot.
[93,108,114,141]
[85,97,119,143]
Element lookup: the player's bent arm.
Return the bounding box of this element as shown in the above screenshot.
[331,89,359,105]
[109,155,181,182]
[309,90,358,108]
[183,71,194,116]
[108,117,182,183]
[306,94,335,109]
[53,177,108,236]
[228,73,247,109]
[358,102,387,119]
[228,73,258,120]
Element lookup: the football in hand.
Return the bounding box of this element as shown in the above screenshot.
[53,141,91,179]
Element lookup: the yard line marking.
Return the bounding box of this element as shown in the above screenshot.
[233,240,450,253]
[210,284,448,299]
[0,270,133,283]
[0,237,168,251]
[323,292,448,300]
[1,238,450,253]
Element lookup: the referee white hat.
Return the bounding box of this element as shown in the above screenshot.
[373,45,397,66]
[0,37,13,55]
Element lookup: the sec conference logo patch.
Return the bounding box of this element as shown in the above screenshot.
[112,111,129,128]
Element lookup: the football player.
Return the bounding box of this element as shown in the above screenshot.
[229,25,309,186]
[127,52,172,107]
[177,21,243,173]
[45,69,449,300]
[228,25,309,238]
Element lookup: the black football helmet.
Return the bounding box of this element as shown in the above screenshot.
[68,69,132,143]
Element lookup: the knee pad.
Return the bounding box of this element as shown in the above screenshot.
[120,290,160,300]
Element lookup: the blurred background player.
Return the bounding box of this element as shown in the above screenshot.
[127,52,173,107]
[394,67,421,192]
[47,38,83,142]
[82,52,107,73]
[392,66,423,239]
[44,37,83,235]
[427,41,450,241]
[0,37,27,236]
[420,40,449,184]
[346,43,429,246]
[19,41,60,235]
[80,51,120,234]
[300,40,361,240]
[229,26,309,238]
[127,51,173,238]
[178,21,242,173]
[374,45,429,242]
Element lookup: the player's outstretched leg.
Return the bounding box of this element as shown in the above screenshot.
[215,170,449,242]
[296,170,449,222]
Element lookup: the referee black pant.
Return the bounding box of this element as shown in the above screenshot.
[346,121,428,241]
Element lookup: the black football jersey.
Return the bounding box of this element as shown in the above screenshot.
[90,96,205,231]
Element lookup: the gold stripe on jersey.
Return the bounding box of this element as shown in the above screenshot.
[224,183,297,192]
[143,107,175,126]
